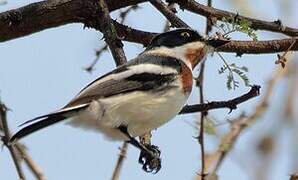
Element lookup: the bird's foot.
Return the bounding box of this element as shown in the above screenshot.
[138,144,161,173]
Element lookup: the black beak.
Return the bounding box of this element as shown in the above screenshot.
[206,38,230,48]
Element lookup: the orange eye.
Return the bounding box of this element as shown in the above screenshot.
[180,32,190,38]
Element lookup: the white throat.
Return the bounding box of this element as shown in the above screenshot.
[145,41,209,69]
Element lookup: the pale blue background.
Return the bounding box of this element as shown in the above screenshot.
[1,1,298,180]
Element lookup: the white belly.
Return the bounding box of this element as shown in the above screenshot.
[68,87,189,141]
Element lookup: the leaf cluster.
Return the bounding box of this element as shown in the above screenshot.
[215,17,258,41]
[218,63,250,90]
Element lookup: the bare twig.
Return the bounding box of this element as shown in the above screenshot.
[197,67,206,179]
[85,44,108,73]
[15,144,45,180]
[180,85,260,114]
[197,1,212,179]
[119,5,140,24]
[111,142,128,180]
[0,103,26,180]
[150,0,189,28]
[275,39,296,68]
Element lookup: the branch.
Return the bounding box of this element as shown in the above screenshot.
[109,23,298,54]
[171,0,298,37]
[1,0,298,55]
[150,0,189,28]
[217,38,298,55]
[97,0,127,65]
[113,21,157,46]
[15,144,45,180]
[113,23,298,54]
[179,85,260,114]
[107,24,298,54]
[0,0,146,42]
[0,103,26,180]
[111,142,128,180]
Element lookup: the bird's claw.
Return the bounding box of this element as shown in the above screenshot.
[138,144,161,173]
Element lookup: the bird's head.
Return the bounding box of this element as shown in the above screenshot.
[145,28,229,69]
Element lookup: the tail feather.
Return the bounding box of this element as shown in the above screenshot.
[10,104,89,143]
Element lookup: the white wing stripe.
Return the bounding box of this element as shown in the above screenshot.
[78,64,178,95]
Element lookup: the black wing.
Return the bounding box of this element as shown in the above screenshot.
[65,54,183,108]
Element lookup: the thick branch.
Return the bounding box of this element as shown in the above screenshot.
[109,24,298,54]
[97,0,127,65]
[121,29,298,54]
[1,0,298,55]
[179,85,260,114]
[150,0,189,28]
[0,0,146,42]
[113,21,157,47]
[171,0,298,37]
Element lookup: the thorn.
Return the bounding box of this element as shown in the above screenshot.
[236,52,243,57]
[273,19,282,26]
[233,12,240,23]
[228,108,233,114]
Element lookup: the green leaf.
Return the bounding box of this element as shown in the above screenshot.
[204,118,217,135]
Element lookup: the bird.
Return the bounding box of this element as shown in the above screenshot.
[10,28,229,172]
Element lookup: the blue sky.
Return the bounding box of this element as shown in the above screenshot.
[1,0,298,180]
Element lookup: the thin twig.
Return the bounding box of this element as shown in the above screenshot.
[197,1,212,179]
[275,39,296,68]
[85,44,108,73]
[15,144,45,180]
[111,142,128,180]
[197,60,207,179]
[119,5,140,24]
[216,51,237,89]
[0,103,26,180]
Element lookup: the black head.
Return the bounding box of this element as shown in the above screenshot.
[147,28,204,50]
[146,28,230,50]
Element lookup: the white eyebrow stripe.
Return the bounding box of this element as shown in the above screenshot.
[77,64,178,96]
